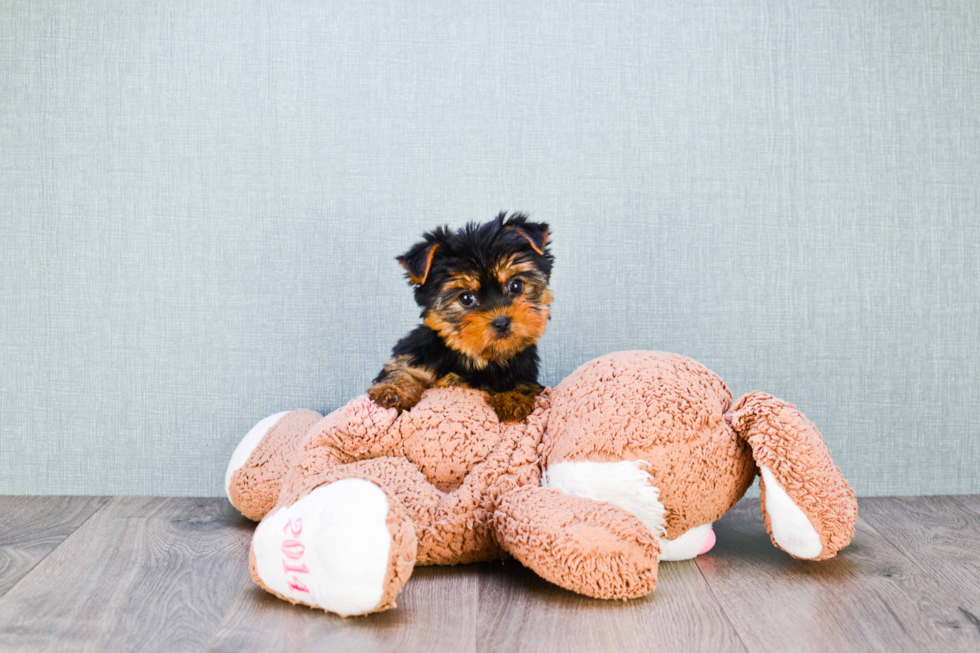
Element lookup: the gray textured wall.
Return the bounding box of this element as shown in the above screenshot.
[1,0,978,497]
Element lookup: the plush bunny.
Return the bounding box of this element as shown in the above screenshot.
[226,351,856,617]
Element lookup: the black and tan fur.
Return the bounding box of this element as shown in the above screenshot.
[368,213,554,422]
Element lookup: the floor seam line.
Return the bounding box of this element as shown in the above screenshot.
[0,495,114,602]
[692,556,752,652]
[203,574,251,653]
[949,495,980,518]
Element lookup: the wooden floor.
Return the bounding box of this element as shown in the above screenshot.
[0,496,978,652]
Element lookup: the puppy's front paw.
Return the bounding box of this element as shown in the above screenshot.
[367,379,423,413]
[487,388,538,423]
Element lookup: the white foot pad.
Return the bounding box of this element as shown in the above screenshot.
[760,466,823,559]
[252,479,393,616]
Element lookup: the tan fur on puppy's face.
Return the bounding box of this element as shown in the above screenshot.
[455,296,549,361]
[423,257,552,366]
[492,254,540,286]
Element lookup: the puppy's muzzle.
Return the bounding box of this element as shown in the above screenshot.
[491,316,512,335]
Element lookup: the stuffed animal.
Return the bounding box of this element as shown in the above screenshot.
[225,351,856,617]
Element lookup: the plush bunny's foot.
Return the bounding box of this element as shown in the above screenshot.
[225,411,289,500]
[226,409,323,521]
[250,478,417,616]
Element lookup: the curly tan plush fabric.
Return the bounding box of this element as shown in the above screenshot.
[227,351,856,616]
[494,485,661,599]
[229,409,322,521]
[547,351,757,539]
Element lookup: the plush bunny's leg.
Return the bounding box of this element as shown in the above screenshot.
[726,392,857,561]
[227,395,408,522]
[250,453,504,616]
[493,485,661,600]
[250,465,418,617]
[226,409,323,521]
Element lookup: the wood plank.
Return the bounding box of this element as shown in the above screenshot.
[860,496,980,629]
[2,494,976,651]
[477,558,746,653]
[207,563,479,653]
[952,494,980,515]
[0,496,109,598]
[696,497,980,652]
[0,497,254,653]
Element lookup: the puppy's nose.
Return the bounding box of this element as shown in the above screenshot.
[491,316,512,334]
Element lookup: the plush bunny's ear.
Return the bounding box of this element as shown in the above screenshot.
[504,214,549,256]
[396,240,440,285]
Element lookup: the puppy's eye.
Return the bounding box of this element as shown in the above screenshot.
[458,291,478,308]
[507,279,524,295]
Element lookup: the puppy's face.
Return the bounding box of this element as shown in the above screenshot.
[424,251,552,364]
[397,213,554,366]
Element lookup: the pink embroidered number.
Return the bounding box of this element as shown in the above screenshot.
[281,518,310,593]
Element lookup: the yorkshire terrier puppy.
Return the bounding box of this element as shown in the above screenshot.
[368,212,554,422]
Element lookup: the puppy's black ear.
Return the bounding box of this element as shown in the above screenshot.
[503,214,549,256]
[397,239,440,285]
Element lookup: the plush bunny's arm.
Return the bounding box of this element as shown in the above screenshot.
[494,484,660,599]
